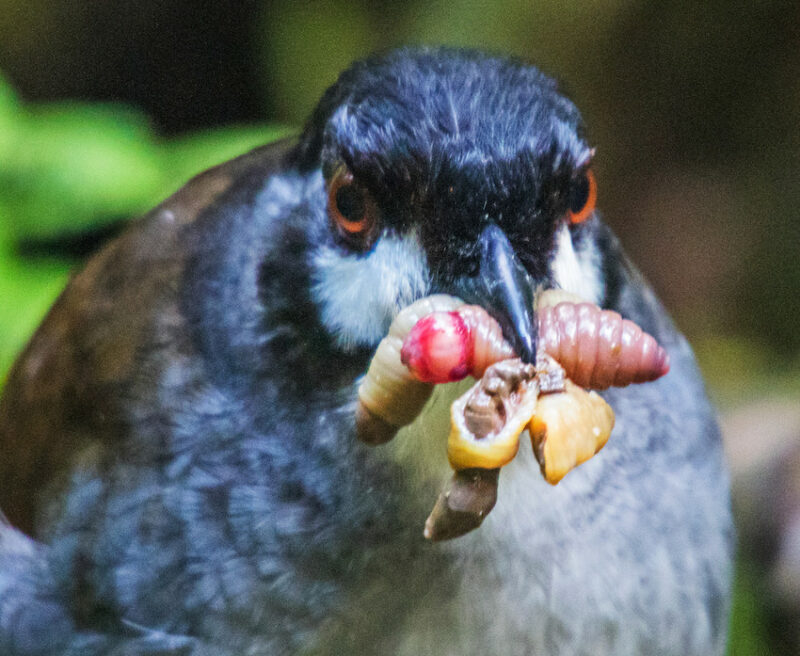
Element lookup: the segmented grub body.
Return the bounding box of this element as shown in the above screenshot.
[528,378,615,484]
[355,295,463,444]
[447,358,540,471]
[356,290,663,540]
[401,292,669,390]
[427,354,615,540]
[537,300,669,389]
[357,291,668,443]
[399,305,514,383]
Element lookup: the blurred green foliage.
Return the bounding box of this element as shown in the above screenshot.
[0,71,286,378]
[728,564,772,656]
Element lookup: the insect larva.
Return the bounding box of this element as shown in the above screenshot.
[423,468,499,542]
[447,358,539,471]
[355,294,464,445]
[401,293,669,390]
[357,291,664,541]
[399,305,514,383]
[358,289,665,444]
[430,354,615,540]
[537,302,669,389]
[528,379,615,484]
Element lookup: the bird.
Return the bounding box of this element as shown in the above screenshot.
[0,47,733,655]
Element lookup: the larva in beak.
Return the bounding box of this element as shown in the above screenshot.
[528,379,615,484]
[446,358,539,471]
[428,354,613,540]
[355,294,464,445]
[358,291,667,445]
[401,292,670,390]
[399,305,515,383]
[536,290,670,389]
[356,291,669,540]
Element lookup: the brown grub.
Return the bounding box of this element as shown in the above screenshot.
[424,468,500,541]
[462,359,539,439]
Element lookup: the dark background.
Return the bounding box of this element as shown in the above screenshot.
[1,1,798,652]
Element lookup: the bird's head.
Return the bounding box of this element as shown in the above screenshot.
[292,48,604,362]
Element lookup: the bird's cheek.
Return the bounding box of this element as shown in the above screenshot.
[550,224,604,306]
[310,233,431,350]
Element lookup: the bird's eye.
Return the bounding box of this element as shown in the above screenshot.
[327,165,378,246]
[567,169,597,225]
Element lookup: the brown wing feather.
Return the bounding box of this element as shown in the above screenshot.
[0,138,294,535]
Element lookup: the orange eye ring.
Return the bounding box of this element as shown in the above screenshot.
[567,169,597,225]
[327,166,378,241]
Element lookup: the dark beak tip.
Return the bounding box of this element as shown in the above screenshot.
[455,224,539,364]
[516,332,536,363]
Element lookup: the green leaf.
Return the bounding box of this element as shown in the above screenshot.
[0,72,20,159]
[2,103,164,239]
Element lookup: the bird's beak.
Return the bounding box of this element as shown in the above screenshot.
[455,224,538,363]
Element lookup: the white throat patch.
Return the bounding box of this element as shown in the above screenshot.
[312,231,430,350]
[551,224,603,304]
